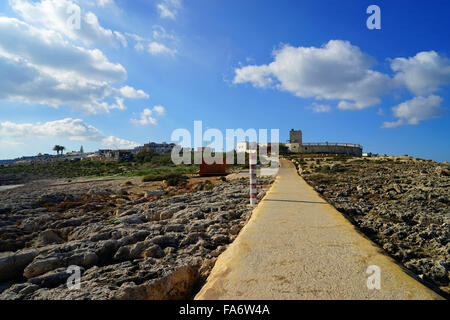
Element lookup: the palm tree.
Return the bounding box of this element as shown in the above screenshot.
[52,145,66,155]
[53,145,61,155]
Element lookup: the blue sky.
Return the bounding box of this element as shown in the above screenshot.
[0,0,449,161]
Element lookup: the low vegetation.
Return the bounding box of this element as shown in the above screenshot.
[142,172,188,185]
[0,151,198,179]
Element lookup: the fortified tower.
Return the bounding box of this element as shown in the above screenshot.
[289,129,303,145]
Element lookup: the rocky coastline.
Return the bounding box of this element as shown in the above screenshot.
[301,157,449,296]
[0,176,274,300]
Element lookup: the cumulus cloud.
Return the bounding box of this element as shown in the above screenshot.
[0,118,139,149]
[382,95,446,128]
[0,17,147,113]
[101,135,140,149]
[10,0,127,48]
[77,0,115,7]
[233,40,393,110]
[148,42,177,56]
[120,86,149,99]
[132,106,166,125]
[309,103,332,113]
[390,51,450,96]
[96,0,114,6]
[157,0,181,20]
[233,41,450,126]
[152,105,166,115]
[0,17,126,81]
[125,29,177,56]
[234,65,273,88]
[152,25,176,41]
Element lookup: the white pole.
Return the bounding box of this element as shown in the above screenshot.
[249,142,257,206]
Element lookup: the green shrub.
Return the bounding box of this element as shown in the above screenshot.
[314,165,330,173]
[204,184,214,191]
[142,172,188,185]
[166,174,188,186]
[134,150,154,163]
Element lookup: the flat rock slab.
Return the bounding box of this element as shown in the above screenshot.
[195,160,444,300]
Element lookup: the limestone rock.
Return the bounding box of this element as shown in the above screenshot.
[0,249,39,282]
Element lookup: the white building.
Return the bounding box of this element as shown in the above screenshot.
[237,142,259,153]
[288,143,301,153]
[237,142,249,153]
[143,142,176,154]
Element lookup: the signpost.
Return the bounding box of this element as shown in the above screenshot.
[249,142,257,206]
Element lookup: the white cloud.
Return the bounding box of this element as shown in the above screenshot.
[10,0,126,47]
[309,103,331,113]
[233,41,450,126]
[133,43,144,52]
[0,17,148,113]
[133,108,157,125]
[120,86,149,99]
[152,25,176,40]
[233,40,394,110]
[78,0,115,7]
[381,119,404,129]
[0,17,126,82]
[0,118,139,149]
[153,105,166,115]
[382,95,446,128]
[157,0,181,20]
[96,0,114,7]
[132,106,166,125]
[125,31,177,56]
[234,65,273,88]
[101,136,140,149]
[148,42,177,56]
[114,31,128,47]
[390,51,450,96]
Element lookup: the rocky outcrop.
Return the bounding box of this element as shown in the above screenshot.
[0,177,273,300]
[303,157,450,296]
[0,250,39,282]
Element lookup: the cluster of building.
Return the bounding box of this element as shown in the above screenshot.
[1,142,178,166]
[99,142,177,161]
[2,131,365,166]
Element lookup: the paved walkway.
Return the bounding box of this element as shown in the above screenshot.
[195,160,443,300]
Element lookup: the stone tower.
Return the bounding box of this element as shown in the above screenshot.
[289,129,302,145]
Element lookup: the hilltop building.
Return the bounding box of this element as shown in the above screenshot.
[98,142,179,161]
[286,129,362,156]
[98,149,134,161]
[237,142,251,153]
[289,129,303,144]
[143,142,176,154]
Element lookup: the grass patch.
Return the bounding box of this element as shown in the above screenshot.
[314,165,330,174]
[142,172,188,185]
[0,157,198,179]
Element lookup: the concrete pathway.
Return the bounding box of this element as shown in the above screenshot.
[195,159,443,300]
